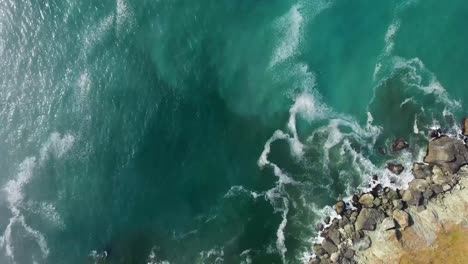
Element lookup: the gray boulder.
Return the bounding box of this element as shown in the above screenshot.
[393,209,410,230]
[353,236,372,251]
[424,136,468,173]
[355,208,385,231]
[359,193,375,208]
[335,200,346,215]
[412,163,433,179]
[321,238,338,254]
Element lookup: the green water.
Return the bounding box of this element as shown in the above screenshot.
[0,0,467,263]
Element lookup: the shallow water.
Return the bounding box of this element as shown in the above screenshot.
[0,0,467,263]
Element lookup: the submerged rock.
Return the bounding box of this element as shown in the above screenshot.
[392,139,409,152]
[387,163,404,175]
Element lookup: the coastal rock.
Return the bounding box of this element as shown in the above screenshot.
[412,163,433,179]
[392,139,409,152]
[432,184,443,194]
[316,223,324,232]
[359,193,375,208]
[432,165,451,185]
[344,224,355,237]
[392,199,404,210]
[409,179,429,192]
[463,118,468,137]
[313,244,327,256]
[355,208,385,231]
[381,217,396,230]
[402,189,422,206]
[387,163,404,175]
[322,238,338,254]
[328,228,341,246]
[309,257,320,264]
[353,236,372,251]
[330,252,340,263]
[392,209,410,230]
[343,248,355,259]
[387,189,400,200]
[424,136,468,173]
[335,200,345,215]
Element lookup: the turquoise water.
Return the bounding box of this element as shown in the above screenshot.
[0,0,467,263]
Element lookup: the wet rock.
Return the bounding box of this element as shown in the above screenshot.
[463,118,468,137]
[387,163,404,175]
[322,238,338,254]
[359,193,375,208]
[324,216,331,225]
[409,179,429,192]
[392,139,409,152]
[424,136,468,173]
[412,163,433,179]
[430,128,442,139]
[353,236,372,251]
[381,217,396,230]
[355,208,385,231]
[393,209,410,230]
[309,257,321,264]
[313,244,327,257]
[335,200,345,215]
[316,223,324,232]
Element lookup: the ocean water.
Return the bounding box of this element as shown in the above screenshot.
[0,0,467,263]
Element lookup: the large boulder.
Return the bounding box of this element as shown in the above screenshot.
[409,179,429,192]
[359,193,375,208]
[355,208,385,231]
[335,200,346,215]
[424,136,468,173]
[353,236,372,251]
[402,189,422,206]
[393,209,410,230]
[321,238,338,254]
[412,163,433,179]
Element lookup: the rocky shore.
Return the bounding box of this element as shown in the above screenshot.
[309,125,468,264]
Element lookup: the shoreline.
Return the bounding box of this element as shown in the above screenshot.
[309,124,468,264]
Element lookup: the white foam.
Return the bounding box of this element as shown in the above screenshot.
[270,5,304,66]
[276,198,289,263]
[39,132,75,162]
[384,20,400,55]
[199,247,224,263]
[1,132,74,262]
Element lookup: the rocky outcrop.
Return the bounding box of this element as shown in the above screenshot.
[424,136,468,173]
[309,135,468,264]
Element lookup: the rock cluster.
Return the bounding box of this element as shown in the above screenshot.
[309,136,468,264]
